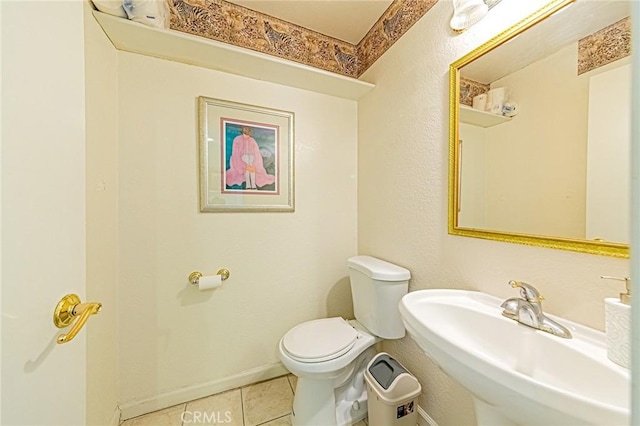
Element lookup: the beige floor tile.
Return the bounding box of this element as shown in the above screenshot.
[242,376,294,426]
[259,414,292,425]
[125,403,185,426]
[353,420,367,426]
[286,374,297,393]
[185,388,243,426]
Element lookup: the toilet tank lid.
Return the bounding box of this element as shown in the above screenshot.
[347,256,410,281]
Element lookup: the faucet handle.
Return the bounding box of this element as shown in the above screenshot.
[509,280,545,303]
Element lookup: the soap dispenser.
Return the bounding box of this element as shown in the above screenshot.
[601,275,631,369]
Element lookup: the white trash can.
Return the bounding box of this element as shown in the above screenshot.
[364,352,421,426]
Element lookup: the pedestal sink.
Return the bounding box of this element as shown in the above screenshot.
[399,290,630,426]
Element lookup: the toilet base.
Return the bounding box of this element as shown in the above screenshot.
[291,348,376,426]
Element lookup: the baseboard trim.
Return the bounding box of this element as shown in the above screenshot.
[418,405,438,426]
[119,362,289,421]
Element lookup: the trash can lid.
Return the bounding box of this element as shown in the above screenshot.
[365,352,422,404]
[368,353,408,389]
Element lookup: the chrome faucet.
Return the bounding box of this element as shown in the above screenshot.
[500,280,572,339]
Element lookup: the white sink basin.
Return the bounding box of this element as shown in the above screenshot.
[399,289,630,426]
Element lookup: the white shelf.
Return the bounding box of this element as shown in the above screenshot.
[92,11,375,100]
[460,104,511,128]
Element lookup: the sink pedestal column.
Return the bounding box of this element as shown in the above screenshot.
[474,397,517,426]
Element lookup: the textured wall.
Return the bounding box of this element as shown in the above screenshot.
[357,0,629,424]
[116,52,358,404]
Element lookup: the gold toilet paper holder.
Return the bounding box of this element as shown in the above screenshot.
[189,269,230,285]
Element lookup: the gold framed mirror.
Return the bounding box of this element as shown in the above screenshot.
[448,0,631,258]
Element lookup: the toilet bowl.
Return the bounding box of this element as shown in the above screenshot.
[278,256,411,426]
[278,318,379,425]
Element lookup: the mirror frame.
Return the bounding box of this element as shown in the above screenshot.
[448,0,629,258]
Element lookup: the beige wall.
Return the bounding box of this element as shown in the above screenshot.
[116,52,358,405]
[458,122,487,229]
[485,43,587,238]
[84,3,119,425]
[357,1,629,424]
[586,61,631,243]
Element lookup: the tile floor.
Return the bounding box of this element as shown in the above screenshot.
[120,374,369,426]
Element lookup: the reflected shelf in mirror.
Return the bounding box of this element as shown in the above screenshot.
[459,104,511,127]
[448,0,631,258]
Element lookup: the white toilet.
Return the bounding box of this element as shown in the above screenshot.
[278,255,411,426]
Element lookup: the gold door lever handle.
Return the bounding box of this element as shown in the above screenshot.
[53,294,102,344]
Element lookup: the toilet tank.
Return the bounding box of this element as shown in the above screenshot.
[347,256,411,339]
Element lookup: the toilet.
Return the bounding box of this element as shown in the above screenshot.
[278,255,411,426]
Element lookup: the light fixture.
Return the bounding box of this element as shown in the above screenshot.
[450,0,488,32]
[450,0,504,33]
[484,0,503,10]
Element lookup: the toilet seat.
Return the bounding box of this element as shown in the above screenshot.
[282,317,359,363]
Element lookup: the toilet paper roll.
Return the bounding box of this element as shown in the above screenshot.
[198,274,223,291]
[487,87,506,114]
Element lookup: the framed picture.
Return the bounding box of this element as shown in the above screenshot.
[198,96,295,212]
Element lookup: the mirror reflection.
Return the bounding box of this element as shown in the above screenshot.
[450,0,631,256]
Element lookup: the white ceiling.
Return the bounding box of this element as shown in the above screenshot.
[227,0,394,44]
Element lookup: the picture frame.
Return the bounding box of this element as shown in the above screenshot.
[198,96,295,212]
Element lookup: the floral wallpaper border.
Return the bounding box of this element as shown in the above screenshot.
[169,0,438,79]
[357,0,438,75]
[578,17,631,75]
[459,78,490,107]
